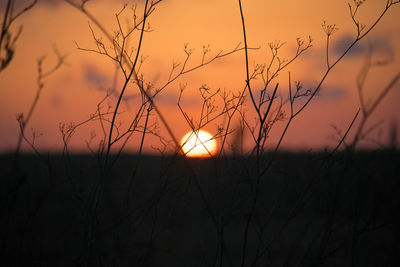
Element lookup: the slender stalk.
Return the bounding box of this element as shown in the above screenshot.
[105,0,150,166]
[238,0,261,121]
[0,0,12,49]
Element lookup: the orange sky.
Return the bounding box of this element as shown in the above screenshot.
[1,0,400,154]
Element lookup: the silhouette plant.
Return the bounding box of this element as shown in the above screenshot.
[1,0,399,266]
[236,0,400,265]
[350,46,400,148]
[0,0,37,72]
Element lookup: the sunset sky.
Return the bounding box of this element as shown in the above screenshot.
[1,0,399,154]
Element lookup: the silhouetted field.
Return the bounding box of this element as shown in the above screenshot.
[1,151,399,266]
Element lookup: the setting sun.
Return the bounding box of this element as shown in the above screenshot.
[180,130,217,158]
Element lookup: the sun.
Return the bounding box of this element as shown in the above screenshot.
[180,130,217,158]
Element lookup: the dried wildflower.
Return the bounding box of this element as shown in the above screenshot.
[353,0,366,7]
[322,21,339,36]
[268,40,285,51]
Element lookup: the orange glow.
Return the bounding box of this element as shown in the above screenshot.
[1,1,399,152]
[180,130,217,158]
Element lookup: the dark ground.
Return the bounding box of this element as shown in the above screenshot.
[0,151,399,266]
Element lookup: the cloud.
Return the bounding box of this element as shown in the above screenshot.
[83,65,109,85]
[156,92,199,106]
[278,81,347,103]
[301,82,347,101]
[333,34,393,58]
[40,0,63,6]
[318,86,347,100]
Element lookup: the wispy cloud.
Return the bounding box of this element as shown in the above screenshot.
[318,86,347,100]
[156,91,199,106]
[333,34,393,58]
[83,65,109,86]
